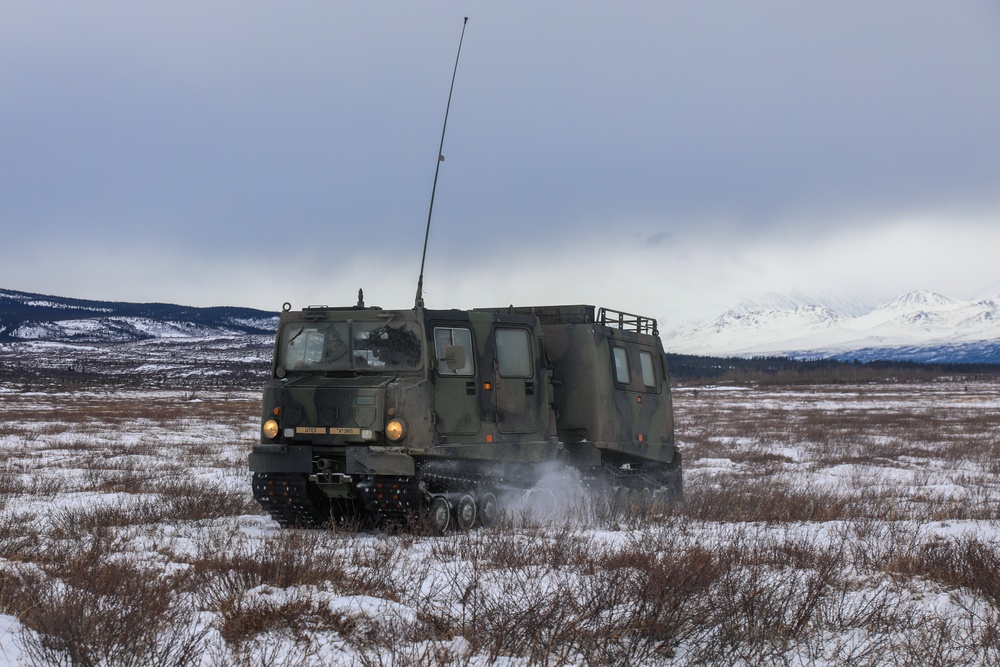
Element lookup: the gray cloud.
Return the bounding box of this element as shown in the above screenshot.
[1,1,998,317]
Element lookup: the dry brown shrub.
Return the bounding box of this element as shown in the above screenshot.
[0,509,39,561]
[888,536,1000,609]
[12,541,208,667]
[82,465,162,494]
[47,498,167,541]
[155,478,261,522]
[191,529,343,604]
[681,474,853,523]
[584,541,722,662]
[214,593,359,651]
[441,520,592,571]
[0,461,27,502]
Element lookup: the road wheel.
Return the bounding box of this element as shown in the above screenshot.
[454,494,477,531]
[428,496,451,533]
[477,492,498,527]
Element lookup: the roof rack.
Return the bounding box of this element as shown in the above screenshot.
[597,307,658,336]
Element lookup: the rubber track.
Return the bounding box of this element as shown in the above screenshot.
[252,472,331,527]
[592,463,682,495]
[354,475,422,520]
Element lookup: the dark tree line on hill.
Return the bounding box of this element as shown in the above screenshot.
[0,359,268,391]
[4,342,1000,391]
[666,354,1000,385]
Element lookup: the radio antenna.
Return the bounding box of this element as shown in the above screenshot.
[415,16,468,309]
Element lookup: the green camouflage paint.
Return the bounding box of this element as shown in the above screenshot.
[250,303,681,524]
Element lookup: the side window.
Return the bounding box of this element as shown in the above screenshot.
[639,350,658,389]
[496,328,532,378]
[612,346,631,385]
[434,327,475,376]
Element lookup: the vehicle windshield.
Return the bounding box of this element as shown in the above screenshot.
[278,317,423,373]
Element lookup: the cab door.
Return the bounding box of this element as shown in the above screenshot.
[492,326,539,434]
[431,324,481,435]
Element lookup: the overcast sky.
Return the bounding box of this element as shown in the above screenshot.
[2,1,999,325]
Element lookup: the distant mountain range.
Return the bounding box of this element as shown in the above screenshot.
[666,290,1000,363]
[6,287,1000,364]
[0,288,278,343]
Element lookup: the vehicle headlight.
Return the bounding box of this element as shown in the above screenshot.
[262,419,280,439]
[385,419,406,442]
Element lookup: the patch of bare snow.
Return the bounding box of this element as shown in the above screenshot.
[0,615,26,666]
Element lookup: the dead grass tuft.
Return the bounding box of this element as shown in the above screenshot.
[11,541,209,667]
[155,478,261,522]
[214,592,360,652]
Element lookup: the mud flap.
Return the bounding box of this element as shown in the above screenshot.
[347,446,415,476]
[248,445,313,473]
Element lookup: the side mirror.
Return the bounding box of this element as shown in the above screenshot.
[443,345,467,371]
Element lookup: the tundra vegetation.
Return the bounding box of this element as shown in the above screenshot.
[1,346,999,665]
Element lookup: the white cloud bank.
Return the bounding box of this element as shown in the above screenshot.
[9,212,997,329]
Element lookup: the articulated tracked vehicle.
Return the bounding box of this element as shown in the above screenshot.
[250,296,682,529]
[249,19,680,529]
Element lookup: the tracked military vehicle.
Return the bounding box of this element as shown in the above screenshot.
[250,295,681,529]
[249,18,679,528]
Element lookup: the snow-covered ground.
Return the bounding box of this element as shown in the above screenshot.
[2,379,1000,665]
[0,336,272,390]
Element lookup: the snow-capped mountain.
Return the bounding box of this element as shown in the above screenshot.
[8,287,1000,364]
[0,288,278,343]
[666,290,1000,363]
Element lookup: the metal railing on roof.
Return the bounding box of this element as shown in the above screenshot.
[597,307,658,335]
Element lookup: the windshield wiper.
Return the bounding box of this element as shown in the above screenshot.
[285,316,324,346]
